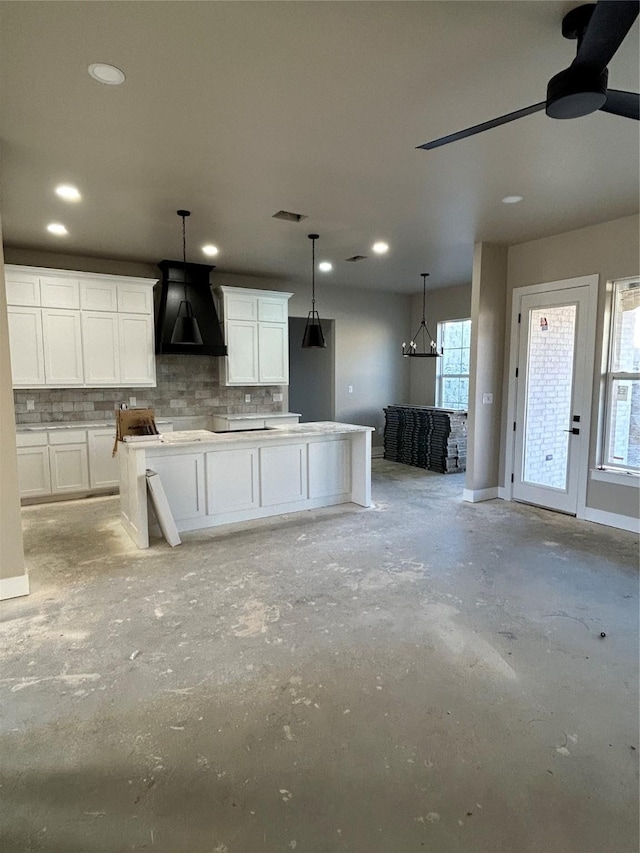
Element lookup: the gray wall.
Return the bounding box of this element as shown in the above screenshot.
[505,214,640,519]
[288,318,335,423]
[408,283,472,406]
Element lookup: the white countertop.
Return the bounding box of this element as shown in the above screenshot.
[120,421,373,450]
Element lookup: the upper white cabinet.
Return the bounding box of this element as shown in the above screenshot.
[217,286,292,386]
[5,265,157,389]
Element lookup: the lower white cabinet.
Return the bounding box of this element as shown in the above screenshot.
[148,453,205,521]
[87,429,119,488]
[206,448,259,513]
[49,443,89,493]
[259,443,307,506]
[16,445,51,498]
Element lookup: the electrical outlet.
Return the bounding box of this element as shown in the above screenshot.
[129,396,137,407]
[482,392,493,404]
[26,399,35,411]
[273,392,283,403]
[244,394,251,403]
[348,385,353,394]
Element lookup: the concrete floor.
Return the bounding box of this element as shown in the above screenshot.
[1,460,638,853]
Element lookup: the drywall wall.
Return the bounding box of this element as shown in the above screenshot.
[288,318,335,422]
[465,243,507,498]
[506,214,640,520]
[4,249,412,446]
[408,283,472,406]
[0,228,28,598]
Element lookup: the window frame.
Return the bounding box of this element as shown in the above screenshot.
[601,277,640,474]
[436,318,471,411]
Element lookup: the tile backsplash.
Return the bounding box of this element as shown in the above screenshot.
[14,355,283,425]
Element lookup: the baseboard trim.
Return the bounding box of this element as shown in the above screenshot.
[581,507,639,533]
[498,487,508,500]
[463,487,500,503]
[371,446,384,459]
[0,573,30,601]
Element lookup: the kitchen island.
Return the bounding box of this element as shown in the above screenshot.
[118,422,373,548]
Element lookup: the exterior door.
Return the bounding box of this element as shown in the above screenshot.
[512,283,594,514]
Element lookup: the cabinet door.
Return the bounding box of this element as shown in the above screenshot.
[7,307,45,386]
[40,277,80,309]
[259,443,307,506]
[226,321,259,384]
[41,309,84,385]
[308,439,351,498]
[225,292,257,321]
[206,448,259,514]
[258,296,288,323]
[82,312,120,385]
[5,270,40,306]
[117,283,153,314]
[17,446,51,498]
[80,280,118,311]
[49,444,89,493]
[147,453,205,520]
[118,314,156,385]
[88,429,119,488]
[258,322,288,384]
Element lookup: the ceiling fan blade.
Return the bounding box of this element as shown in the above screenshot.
[600,88,640,119]
[575,0,639,72]
[417,102,546,150]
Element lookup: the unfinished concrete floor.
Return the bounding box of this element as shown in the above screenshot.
[1,460,638,853]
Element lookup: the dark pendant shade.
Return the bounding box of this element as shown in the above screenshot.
[171,300,203,345]
[302,311,326,348]
[301,233,327,349]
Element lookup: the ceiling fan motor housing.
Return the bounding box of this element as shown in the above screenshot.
[546,65,608,119]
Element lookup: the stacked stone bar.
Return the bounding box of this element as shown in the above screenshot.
[383,405,467,473]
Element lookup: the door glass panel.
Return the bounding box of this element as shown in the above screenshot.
[522,305,577,489]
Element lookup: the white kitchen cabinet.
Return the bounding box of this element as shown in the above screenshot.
[17,445,52,498]
[88,429,120,488]
[5,265,157,389]
[206,448,259,513]
[258,322,288,383]
[225,321,259,384]
[40,276,80,309]
[210,413,301,431]
[41,309,84,385]
[7,307,46,386]
[49,443,90,493]
[80,279,118,312]
[259,443,307,506]
[82,312,120,385]
[148,453,205,521]
[308,439,351,498]
[217,286,292,386]
[119,313,155,385]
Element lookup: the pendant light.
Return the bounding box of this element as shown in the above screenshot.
[302,233,326,348]
[171,209,203,345]
[402,273,442,358]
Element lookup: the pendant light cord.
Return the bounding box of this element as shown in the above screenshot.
[421,273,428,323]
[311,235,316,311]
[182,213,188,301]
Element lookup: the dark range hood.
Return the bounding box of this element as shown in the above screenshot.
[156,260,227,356]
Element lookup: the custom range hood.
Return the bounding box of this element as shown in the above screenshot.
[156,259,227,355]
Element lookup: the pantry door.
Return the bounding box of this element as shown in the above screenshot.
[510,278,596,514]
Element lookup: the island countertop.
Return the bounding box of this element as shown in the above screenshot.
[119,421,374,452]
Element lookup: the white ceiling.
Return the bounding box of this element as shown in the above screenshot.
[0,1,638,294]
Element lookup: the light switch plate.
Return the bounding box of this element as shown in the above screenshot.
[244,394,251,403]
[482,392,493,404]
[26,399,35,411]
[129,396,137,407]
[273,392,283,403]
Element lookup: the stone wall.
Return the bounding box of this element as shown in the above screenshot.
[13,355,283,424]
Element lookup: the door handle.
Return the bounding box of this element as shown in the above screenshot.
[563,428,580,435]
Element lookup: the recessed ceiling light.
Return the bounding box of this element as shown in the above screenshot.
[47,223,68,236]
[202,244,219,257]
[88,63,126,85]
[502,195,523,204]
[55,184,81,201]
[372,242,389,254]
[318,261,332,272]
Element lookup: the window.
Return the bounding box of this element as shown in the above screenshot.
[436,319,471,410]
[603,279,640,472]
